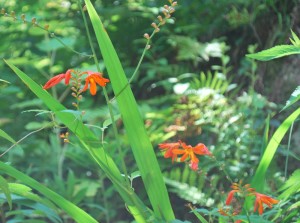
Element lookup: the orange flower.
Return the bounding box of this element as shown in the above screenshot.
[43,69,73,89]
[253,192,279,215]
[225,182,255,205]
[158,141,181,162]
[173,142,211,163]
[82,71,110,95]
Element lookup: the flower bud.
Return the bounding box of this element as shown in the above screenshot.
[81,110,86,116]
[169,7,175,13]
[21,14,25,21]
[31,17,36,24]
[72,102,78,107]
[44,24,49,30]
[157,15,163,22]
[172,1,177,6]
[71,92,76,97]
[164,5,169,10]
[143,33,150,39]
[155,27,160,33]
[78,95,83,100]
[151,22,157,28]
[10,11,15,17]
[1,8,5,14]
[83,5,87,11]
[146,44,151,50]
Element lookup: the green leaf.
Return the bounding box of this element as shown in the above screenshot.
[0,175,12,209]
[0,129,16,144]
[290,30,300,47]
[36,37,76,52]
[278,169,300,200]
[0,79,10,84]
[246,45,300,61]
[0,162,97,223]
[84,0,175,221]
[281,86,300,112]
[245,107,300,209]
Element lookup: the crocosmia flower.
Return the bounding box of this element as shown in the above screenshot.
[253,192,279,215]
[158,140,211,171]
[82,71,110,95]
[158,141,181,162]
[43,69,73,89]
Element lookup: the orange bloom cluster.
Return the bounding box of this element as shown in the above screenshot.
[43,69,109,96]
[158,140,212,171]
[219,181,279,220]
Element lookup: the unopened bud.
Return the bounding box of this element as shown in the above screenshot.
[83,5,87,11]
[63,138,69,143]
[169,7,175,13]
[71,92,76,97]
[143,33,150,39]
[1,8,5,14]
[151,22,157,28]
[71,87,76,91]
[44,24,49,30]
[172,1,177,6]
[10,11,15,17]
[72,102,78,107]
[155,27,160,33]
[146,44,151,50]
[50,32,55,37]
[31,17,36,24]
[164,5,169,10]
[78,95,83,100]
[81,110,86,115]
[21,14,25,21]
[157,15,163,22]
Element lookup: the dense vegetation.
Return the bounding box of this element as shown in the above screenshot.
[0,0,299,222]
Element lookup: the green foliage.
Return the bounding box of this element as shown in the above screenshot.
[281,86,300,111]
[247,30,300,61]
[278,169,300,199]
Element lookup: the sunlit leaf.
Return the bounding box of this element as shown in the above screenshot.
[281,86,300,112]
[246,45,300,61]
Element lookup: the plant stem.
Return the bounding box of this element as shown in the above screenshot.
[78,0,131,188]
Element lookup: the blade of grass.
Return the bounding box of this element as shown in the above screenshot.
[84,0,175,220]
[0,161,98,223]
[4,60,151,222]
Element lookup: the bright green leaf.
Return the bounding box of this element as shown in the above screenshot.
[281,86,300,112]
[0,175,12,209]
[246,45,300,61]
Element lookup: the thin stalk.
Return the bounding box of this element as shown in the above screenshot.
[111,22,165,101]
[77,0,131,190]
[284,121,294,180]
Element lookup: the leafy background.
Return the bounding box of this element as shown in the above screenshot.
[1,0,300,222]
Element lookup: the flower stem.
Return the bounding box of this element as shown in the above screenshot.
[78,0,130,187]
